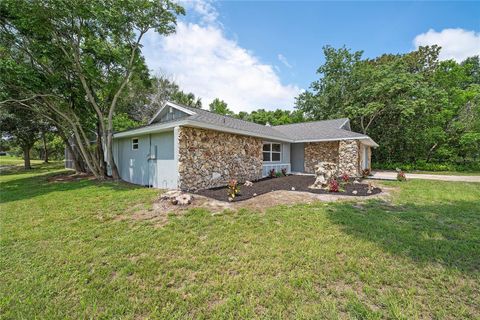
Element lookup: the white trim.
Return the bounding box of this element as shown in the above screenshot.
[296,136,379,147]
[339,118,350,129]
[173,126,180,188]
[148,101,196,125]
[262,141,282,163]
[114,120,188,138]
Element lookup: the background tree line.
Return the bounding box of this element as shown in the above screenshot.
[295,45,480,169]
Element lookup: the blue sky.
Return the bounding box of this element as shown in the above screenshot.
[142,1,480,112]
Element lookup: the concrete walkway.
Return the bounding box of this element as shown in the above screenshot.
[370,171,480,183]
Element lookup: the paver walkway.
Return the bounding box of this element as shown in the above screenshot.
[370,171,480,183]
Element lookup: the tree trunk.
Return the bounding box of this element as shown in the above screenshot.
[23,146,31,169]
[42,131,49,163]
[107,128,120,180]
[57,126,87,173]
[96,123,107,177]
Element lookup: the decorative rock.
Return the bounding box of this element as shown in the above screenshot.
[309,162,338,189]
[161,190,183,200]
[291,187,296,191]
[176,194,193,205]
[244,180,253,187]
[162,190,193,206]
[367,182,373,194]
[352,190,358,195]
[228,197,233,202]
[253,193,257,197]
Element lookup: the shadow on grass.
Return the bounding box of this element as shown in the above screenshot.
[326,199,480,275]
[0,166,143,204]
[0,161,65,176]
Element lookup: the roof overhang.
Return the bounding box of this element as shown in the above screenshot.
[295,136,378,147]
[115,116,379,147]
[114,120,187,138]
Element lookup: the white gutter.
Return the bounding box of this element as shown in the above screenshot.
[113,120,188,138]
[296,136,379,147]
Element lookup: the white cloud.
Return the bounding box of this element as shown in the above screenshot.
[413,28,480,62]
[141,1,301,112]
[277,54,292,68]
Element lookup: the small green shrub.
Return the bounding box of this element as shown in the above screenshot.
[227,179,240,199]
[362,168,371,178]
[269,169,276,178]
[373,161,480,172]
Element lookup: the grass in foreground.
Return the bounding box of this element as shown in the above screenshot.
[1,164,479,319]
[407,170,480,176]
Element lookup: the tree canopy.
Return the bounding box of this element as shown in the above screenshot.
[0,0,184,177]
[296,45,480,165]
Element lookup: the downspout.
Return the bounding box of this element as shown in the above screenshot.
[148,134,152,188]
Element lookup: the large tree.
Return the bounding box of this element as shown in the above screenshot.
[209,98,233,115]
[0,0,184,179]
[296,45,480,164]
[0,106,41,169]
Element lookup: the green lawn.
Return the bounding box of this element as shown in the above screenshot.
[1,164,479,319]
[407,170,480,176]
[0,155,43,168]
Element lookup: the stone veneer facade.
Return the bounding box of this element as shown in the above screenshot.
[304,140,361,176]
[338,140,360,176]
[304,141,339,174]
[178,126,263,191]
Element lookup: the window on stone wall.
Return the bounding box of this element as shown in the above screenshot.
[263,142,281,162]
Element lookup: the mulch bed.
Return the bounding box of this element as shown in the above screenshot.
[195,175,382,202]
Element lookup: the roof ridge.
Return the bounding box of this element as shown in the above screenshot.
[176,101,288,130]
[274,118,349,128]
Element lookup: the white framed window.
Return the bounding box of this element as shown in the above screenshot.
[263,142,281,162]
[132,138,139,150]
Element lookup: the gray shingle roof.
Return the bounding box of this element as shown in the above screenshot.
[115,101,376,146]
[180,105,290,140]
[273,119,369,141]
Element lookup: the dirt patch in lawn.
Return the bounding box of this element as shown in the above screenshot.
[47,172,94,183]
[120,185,392,226]
[195,175,381,202]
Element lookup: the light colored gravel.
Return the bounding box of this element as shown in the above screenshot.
[370,171,480,183]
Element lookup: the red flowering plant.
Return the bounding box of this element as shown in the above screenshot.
[328,179,340,192]
[396,168,407,181]
[340,173,350,184]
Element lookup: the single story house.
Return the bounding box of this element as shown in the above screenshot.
[110,101,378,190]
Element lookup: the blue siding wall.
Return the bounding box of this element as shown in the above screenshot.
[290,143,305,172]
[114,131,175,187]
